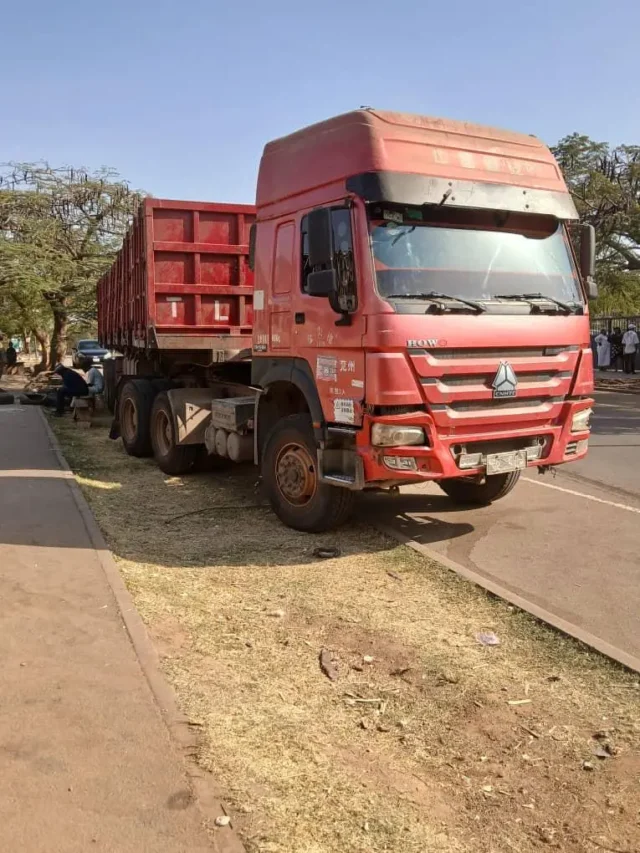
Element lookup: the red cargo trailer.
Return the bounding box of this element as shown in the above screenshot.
[98,198,256,355]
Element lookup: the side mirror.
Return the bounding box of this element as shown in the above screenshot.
[580,223,598,300]
[307,208,333,267]
[248,223,256,272]
[306,269,336,297]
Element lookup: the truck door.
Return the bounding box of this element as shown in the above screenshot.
[296,206,366,427]
[269,221,295,352]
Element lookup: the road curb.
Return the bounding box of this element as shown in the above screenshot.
[39,409,246,853]
[375,521,640,674]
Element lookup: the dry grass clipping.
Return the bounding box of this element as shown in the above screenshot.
[53,417,640,853]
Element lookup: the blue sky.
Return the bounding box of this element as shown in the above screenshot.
[2,0,638,204]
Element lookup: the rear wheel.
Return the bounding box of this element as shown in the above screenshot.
[119,379,155,457]
[262,413,354,532]
[150,392,198,475]
[439,471,521,505]
[103,359,118,413]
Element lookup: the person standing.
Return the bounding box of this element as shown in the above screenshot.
[6,342,17,372]
[622,323,639,374]
[595,329,611,371]
[608,327,623,372]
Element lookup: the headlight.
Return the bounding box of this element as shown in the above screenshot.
[571,408,592,433]
[371,424,426,447]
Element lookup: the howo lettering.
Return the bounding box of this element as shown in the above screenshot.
[98,110,596,532]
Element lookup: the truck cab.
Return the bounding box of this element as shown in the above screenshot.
[249,110,595,528]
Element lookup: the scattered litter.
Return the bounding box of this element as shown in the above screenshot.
[376,724,391,733]
[390,666,411,677]
[476,631,500,646]
[343,693,383,707]
[593,746,610,760]
[593,730,611,741]
[386,571,403,581]
[268,609,285,618]
[481,785,494,793]
[582,760,595,771]
[363,654,374,664]
[508,699,532,706]
[214,815,231,827]
[319,649,339,681]
[535,826,556,844]
[520,725,541,739]
[312,546,341,559]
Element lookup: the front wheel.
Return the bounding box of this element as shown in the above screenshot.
[439,470,521,506]
[262,413,355,532]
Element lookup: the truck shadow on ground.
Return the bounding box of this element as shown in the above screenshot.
[1,408,475,560]
[360,491,475,550]
[0,471,475,564]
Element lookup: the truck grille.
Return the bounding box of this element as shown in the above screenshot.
[409,345,580,434]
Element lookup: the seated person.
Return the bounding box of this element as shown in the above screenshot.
[53,364,89,416]
[82,358,105,396]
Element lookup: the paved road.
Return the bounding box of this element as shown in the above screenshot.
[0,405,216,852]
[367,391,640,667]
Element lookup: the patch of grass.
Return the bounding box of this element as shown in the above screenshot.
[53,417,640,853]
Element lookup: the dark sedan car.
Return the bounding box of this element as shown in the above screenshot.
[71,339,110,368]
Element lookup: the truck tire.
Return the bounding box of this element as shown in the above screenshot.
[150,391,198,475]
[439,471,521,505]
[18,392,47,405]
[0,392,14,405]
[119,379,155,457]
[262,413,355,532]
[103,359,117,414]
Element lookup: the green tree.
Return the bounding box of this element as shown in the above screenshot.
[553,134,640,313]
[0,282,52,370]
[0,164,140,367]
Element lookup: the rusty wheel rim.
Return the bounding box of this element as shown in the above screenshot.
[121,398,137,443]
[275,442,317,506]
[154,409,173,456]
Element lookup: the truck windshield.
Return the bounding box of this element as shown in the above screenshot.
[369,208,583,307]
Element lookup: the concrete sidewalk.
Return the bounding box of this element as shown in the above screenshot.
[0,404,217,852]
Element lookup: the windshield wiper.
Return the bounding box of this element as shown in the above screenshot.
[388,291,486,314]
[390,225,416,246]
[494,293,581,315]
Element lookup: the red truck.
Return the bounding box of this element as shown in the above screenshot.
[98,109,596,532]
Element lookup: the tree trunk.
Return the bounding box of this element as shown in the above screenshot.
[22,331,31,355]
[48,301,69,367]
[33,328,51,374]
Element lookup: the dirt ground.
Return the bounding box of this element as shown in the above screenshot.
[52,416,640,853]
[595,374,640,394]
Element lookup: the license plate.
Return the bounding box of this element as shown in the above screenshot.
[486,450,527,475]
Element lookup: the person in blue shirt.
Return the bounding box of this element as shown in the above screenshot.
[53,364,89,416]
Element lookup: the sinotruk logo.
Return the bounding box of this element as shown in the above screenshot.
[492,362,518,399]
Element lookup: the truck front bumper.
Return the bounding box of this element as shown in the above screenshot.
[356,398,593,485]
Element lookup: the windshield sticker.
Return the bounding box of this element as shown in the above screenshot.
[316,356,337,382]
[382,210,403,224]
[333,398,355,424]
